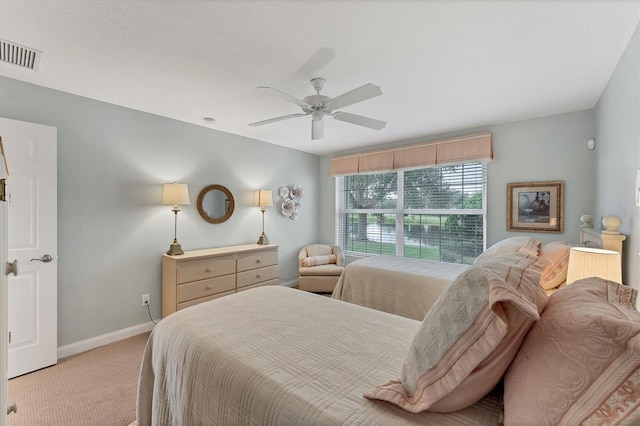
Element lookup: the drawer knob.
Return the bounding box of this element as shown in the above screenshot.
[206,285,213,290]
[256,259,261,263]
[206,267,213,272]
[7,402,17,415]
[256,274,262,278]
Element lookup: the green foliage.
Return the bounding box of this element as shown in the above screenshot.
[341,164,485,264]
[345,173,397,209]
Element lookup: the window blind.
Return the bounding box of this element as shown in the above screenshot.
[337,162,486,264]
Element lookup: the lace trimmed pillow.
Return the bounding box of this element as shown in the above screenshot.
[365,249,549,413]
[504,277,640,425]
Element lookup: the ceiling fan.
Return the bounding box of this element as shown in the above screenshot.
[249,78,386,140]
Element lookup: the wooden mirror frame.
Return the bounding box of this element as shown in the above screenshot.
[197,184,235,224]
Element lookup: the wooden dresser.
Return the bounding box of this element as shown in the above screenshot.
[162,243,278,317]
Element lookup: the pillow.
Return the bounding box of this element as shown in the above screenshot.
[301,255,337,267]
[504,278,640,425]
[306,244,333,257]
[364,249,549,413]
[474,236,542,264]
[538,240,571,290]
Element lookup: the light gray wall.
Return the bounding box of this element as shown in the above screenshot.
[320,110,597,251]
[0,77,319,346]
[2,19,637,347]
[595,23,639,292]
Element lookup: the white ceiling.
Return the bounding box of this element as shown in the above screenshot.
[0,1,638,156]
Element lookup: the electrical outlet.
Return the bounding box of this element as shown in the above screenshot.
[141,294,150,307]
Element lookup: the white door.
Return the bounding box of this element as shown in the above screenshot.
[0,145,9,424]
[0,118,57,379]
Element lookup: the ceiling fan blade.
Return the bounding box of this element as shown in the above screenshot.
[256,86,309,108]
[332,112,386,130]
[327,83,383,110]
[249,113,307,127]
[311,119,324,140]
[292,47,336,79]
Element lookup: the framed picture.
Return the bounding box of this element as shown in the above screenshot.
[507,181,563,233]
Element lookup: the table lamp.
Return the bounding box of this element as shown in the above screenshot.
[566,247,622,285]
[162,182,190,255]
[253,189,273,245]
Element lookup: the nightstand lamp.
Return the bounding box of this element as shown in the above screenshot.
[566,247,622,285]
[162,182,190,255]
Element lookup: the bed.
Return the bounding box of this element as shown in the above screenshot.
[137,286,504,426]
[137,243,640,425]
[331,255,469,320]
[331,221,627,320]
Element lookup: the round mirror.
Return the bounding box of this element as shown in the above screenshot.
[197,184,235,224]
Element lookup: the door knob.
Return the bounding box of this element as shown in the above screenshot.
[5,259,17,276]
[31,254,53,263]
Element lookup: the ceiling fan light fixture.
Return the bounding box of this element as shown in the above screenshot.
[251,77,386,140]
[312,118,324,140]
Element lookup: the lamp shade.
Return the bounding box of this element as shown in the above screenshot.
[566,247,622,285]
[162,183,190,206]
[253,189,273,208]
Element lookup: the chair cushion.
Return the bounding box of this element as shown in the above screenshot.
[298,264,344,276]
[306,244,333,257]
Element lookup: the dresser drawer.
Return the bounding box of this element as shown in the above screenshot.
[237,279,279,292]
[237,265,278,289]
[237,250,278,272]
[177,290,235,311]
[178,274,236,303]
[177,257,236,284]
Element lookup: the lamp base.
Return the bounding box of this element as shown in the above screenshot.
[167,240,185,255]
[256,233,269,245]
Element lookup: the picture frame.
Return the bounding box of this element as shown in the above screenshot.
[507,181,563,233]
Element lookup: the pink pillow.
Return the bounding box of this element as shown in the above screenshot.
[301,255,337,267]
[474,236,541,264]
[504,278,640,425]
[364,250,548,413]
[538,241,571,290]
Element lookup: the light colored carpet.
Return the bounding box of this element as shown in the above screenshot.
[6,332,150,426]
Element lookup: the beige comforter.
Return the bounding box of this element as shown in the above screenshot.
[137,286,502,425]
[332,256,470,320]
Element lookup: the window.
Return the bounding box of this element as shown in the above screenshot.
[336,163,486,264]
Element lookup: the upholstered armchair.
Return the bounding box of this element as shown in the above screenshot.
[298,244,345,293]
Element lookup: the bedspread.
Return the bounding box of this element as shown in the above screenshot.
[331,256,470,320]
[137,286,503,425]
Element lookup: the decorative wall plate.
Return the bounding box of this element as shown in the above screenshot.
[279,184,303,220]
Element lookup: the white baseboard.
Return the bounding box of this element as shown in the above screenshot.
[57,321,156,359]
[57,283,298,360]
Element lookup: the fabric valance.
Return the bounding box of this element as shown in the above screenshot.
[329,131,493,176]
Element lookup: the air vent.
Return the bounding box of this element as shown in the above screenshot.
[0,38,42,71]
